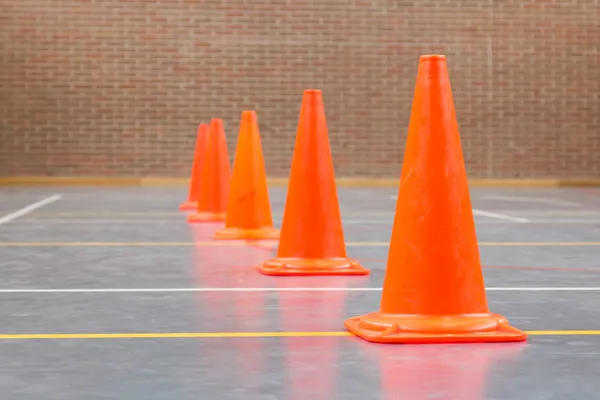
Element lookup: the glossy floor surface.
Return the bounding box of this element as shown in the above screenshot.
[1,186,600,399]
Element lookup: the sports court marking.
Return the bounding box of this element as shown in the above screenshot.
[0,241,599,247]
[29,212,181,217]
[0,218,526,225]
[1,287,600,294]
[480,194,582,207]
[0,218,395,225]
[0,330,599,340]
[21,208,600,219]
[8,216,600,225]
[15,210,600,218]
[472,209,530,223]
[6,218,600,226]
[0,194,61,226]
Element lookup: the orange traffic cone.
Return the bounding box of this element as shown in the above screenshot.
[344,55,526,343]
[188,118,231,223]
[215,111,279,240]
[179,123,210,211]
[257,89,369,276]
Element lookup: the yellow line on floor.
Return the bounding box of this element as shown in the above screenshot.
[0,241,600,247]
[351,242,600,247]
[526,331,600,335]
[2,176,600,187]
[0,332,353,339]
[0,330,599,340]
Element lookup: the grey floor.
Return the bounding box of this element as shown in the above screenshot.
[1,186,600,399]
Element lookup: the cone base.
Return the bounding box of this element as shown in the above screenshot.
[215,226,280,240]
[344,312,527,344]
[257,257,370,276]
[187,212,226,223]
[179,201,198,211]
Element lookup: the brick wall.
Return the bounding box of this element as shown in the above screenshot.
[1,0,598,179]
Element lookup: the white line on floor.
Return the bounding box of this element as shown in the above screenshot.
[0,287,599,294]
[7,218,394,225]
[472,209,530,223]
[4,218,600,226]
[480,194,581,207]
[0,195,62,226]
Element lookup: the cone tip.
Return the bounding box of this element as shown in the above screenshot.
[210,118,223,127]
[303,89,322,96]
[419,54,446,63]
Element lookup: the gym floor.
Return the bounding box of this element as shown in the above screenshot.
[1,186,600,399]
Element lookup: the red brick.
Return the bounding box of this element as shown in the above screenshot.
[0,0,598,179]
